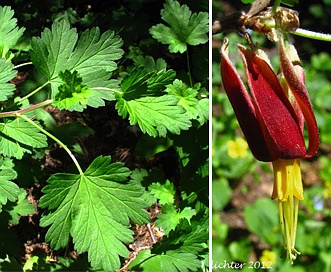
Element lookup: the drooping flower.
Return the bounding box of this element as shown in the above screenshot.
[220,37,319,263]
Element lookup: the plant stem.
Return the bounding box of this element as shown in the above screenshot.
[19,80,51,103]
[13,62,33,69]
[186,49,193,87]
[0,99,53,118]
[17,113,84,175]
[293,28,331,42]
[272,0,281,12]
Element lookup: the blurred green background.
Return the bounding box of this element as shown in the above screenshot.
[212,1,331,271]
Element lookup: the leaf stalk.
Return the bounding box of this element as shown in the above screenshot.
[186,49,193,87]
[13,61,33,69]
[19,80,51,103]
[17,113,84,175]
[0,99,53,118]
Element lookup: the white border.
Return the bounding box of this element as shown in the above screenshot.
[209,0,213,269]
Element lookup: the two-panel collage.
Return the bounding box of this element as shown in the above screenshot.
[0,0,330,271]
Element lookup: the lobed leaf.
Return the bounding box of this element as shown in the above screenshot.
[165,79,203,120]
[0,119,48,159]
[176,224,208,254]
[53,70,92,112]
[0,157,19,212]
[30,20,124,109]
[133,56,168,72]
[156,204,197,235]
[130,212,207,271]
[0,58,17,101]
[149,0,208,53]
[121,66,176,100]
[116,94,191,137]
[129,249,201,272]
[6,188,35,225]
[39,156,149,271]
[0,6,25,58]
[149,180,176,205]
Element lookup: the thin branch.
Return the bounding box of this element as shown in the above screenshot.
[0,99,53,118]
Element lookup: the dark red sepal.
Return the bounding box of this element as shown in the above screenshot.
[279,38,319,158]
[221,40,279,161]
[238,45,306,159]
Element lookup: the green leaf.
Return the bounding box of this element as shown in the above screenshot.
[149,180,176,205]
[196,98,209,125]
[0,119,48,159]
[53,70,93,111]
[30,20,124,108]
[129,249,201,272]
[130,214,207,271]
[6,189,35,225]
[166,79,209,121]
[150,0,208,53]
[133,56,168,72]
[130,168,157,206]
[116,95,191,137]
[177,224,208,254]
[0,58,17,101]
[0,157,19,212]
[0,6,25,58]
[161,250,201,271]
[244,198,279,245]
[121,66,176,100]
[212,178,232,211]
[39,156,149,271]
[156,204,197,235]
[55,8,78,24]
[23,256,39,272]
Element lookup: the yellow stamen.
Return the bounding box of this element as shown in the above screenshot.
[272,158,303,264]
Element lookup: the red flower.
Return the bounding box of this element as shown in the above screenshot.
[220,37,319,263]
[220,38,319,162]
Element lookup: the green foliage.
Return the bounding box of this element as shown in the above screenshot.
[149,180,176,205]
[0,158,19,212]
[54,70,92,111]
[244,198,280,245]
[30,20,123,107]
[116,94,192,137]
[0,59,17,101]
[130,215,208,271]
[0,6,25,58]
[0,1,208,270]
[130,249,202,272]
[116,64,199,138]
[120,66,176,99]
[156,204,197,235]
[5,188,35,225]
[165,79,208,123]
[39,156,149,271]
[0,119,48,159]
[150,0,208,53]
